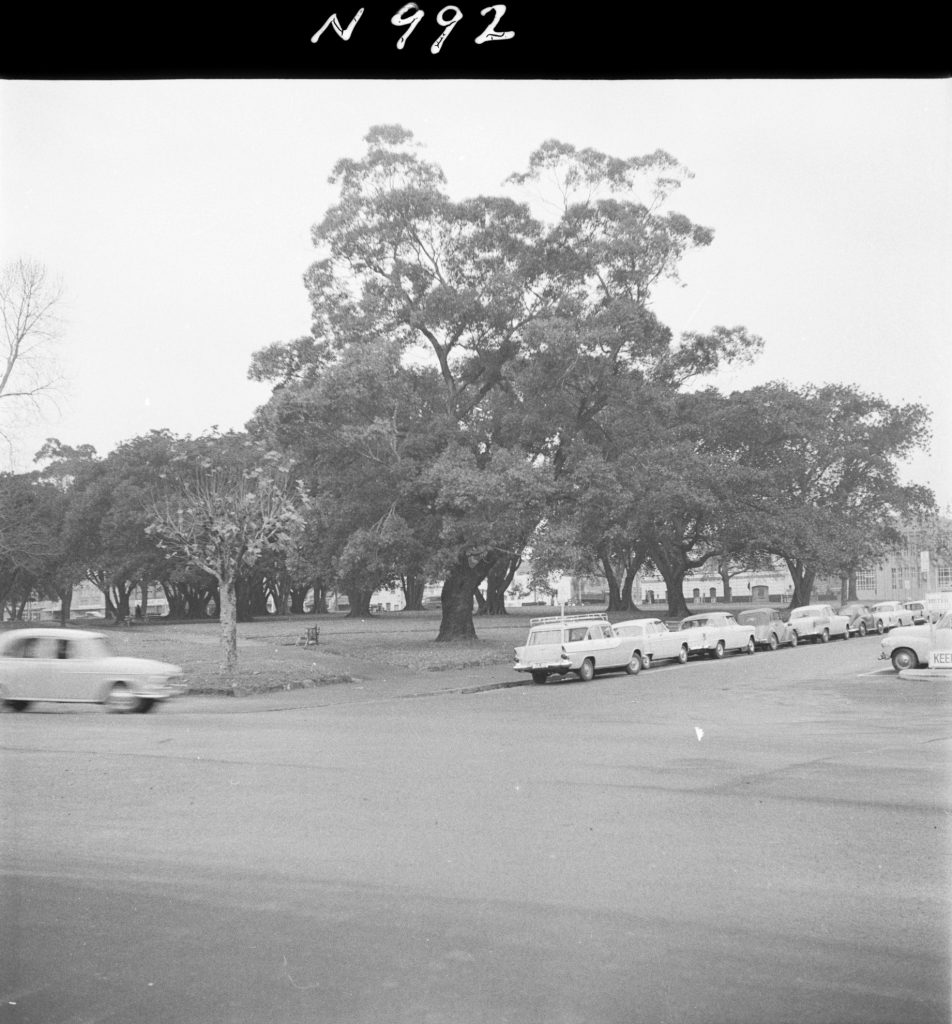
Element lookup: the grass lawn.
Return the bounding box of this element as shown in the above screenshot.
[57,609,549,695]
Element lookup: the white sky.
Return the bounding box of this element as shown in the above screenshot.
[2,79,950,506]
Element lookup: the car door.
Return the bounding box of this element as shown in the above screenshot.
[62,637,106,700]
[19,635,64,699]
[0,635,38,699]
[594,622,629,667]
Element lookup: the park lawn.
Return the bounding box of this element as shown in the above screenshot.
[88,610,541,695]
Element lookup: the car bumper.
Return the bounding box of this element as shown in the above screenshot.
[514,660,572,675]
[138,679,189,698]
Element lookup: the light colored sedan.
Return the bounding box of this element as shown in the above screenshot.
[613,618,691,668]
[676,612,756,659]
[735,607,798,650]
[787,604,852,643]
[879,611,952,671]
[0,628,187,713]
[869,601,915,631]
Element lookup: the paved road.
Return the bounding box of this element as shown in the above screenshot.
[2,635,950,1023]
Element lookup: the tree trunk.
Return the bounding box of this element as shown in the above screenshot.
[401,572,425,611]
[599,546,625,612]
[289,585,309,615]
[473,587,487,614]
[218,575,239,681]
[662,572,690,619]
[847,570,858,602]
[311,579,328,615]
[784,558,815,609]
[719,567,733,602]
[436,556,486,641]
[345,588,374,617]
[57,585,74,626]
[161,582,186,619]
[484,555,519,615]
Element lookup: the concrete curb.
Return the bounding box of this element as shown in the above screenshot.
[898,668,952,682]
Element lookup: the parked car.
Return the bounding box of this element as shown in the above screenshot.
[838,602,878,636]
[0,628,187,713]
[787,604,852,643]
[880,611,952,671]
[902,601,929,626]
[513,614,642,683]
[676,612,756,659]
[613,618,691,667]
[735,607,798,650]
[869,601,915,631]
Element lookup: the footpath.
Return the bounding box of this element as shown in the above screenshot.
[172,649,528,715]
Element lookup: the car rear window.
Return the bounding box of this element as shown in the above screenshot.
[528,629,562,646]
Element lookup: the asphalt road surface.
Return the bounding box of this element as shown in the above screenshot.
[2,636,950,1023]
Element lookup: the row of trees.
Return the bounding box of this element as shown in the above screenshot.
[246,126,935,635]
[0,127,938,676]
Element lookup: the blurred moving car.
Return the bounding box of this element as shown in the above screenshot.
[0,628,187,713]
[838,602,878,636]
[787,604,852,643]
[613,618,691,667]
[676,612,756,659]
[513,614,643,683]
[902,601,929,626]
[880,611,952,671]
[869,601,915,631]
[735,607,798,650]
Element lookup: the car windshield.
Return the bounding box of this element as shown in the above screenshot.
[614,624,644,637]
[736,613,762,624]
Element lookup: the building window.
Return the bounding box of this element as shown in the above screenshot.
[855,572,876,592]
[938,566,952,590]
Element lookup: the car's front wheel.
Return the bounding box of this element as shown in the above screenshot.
[105,683,140,713]
[744,637,756,655]
[789,631,799,647]
[891,648,919,672]
[712,641,725,659]
[857,621,868,636]
[767,633,779,651]
[578,659,595,682]
[677,645,689,664]
[876,620,885,634]
[819,628,830,643]
[625,654,641,676]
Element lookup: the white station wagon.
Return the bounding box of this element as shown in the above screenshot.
[0,628,187,713]
[513,614,642,684]
[676,612,756,658]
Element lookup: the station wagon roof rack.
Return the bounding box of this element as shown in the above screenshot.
[528,613,608,626]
